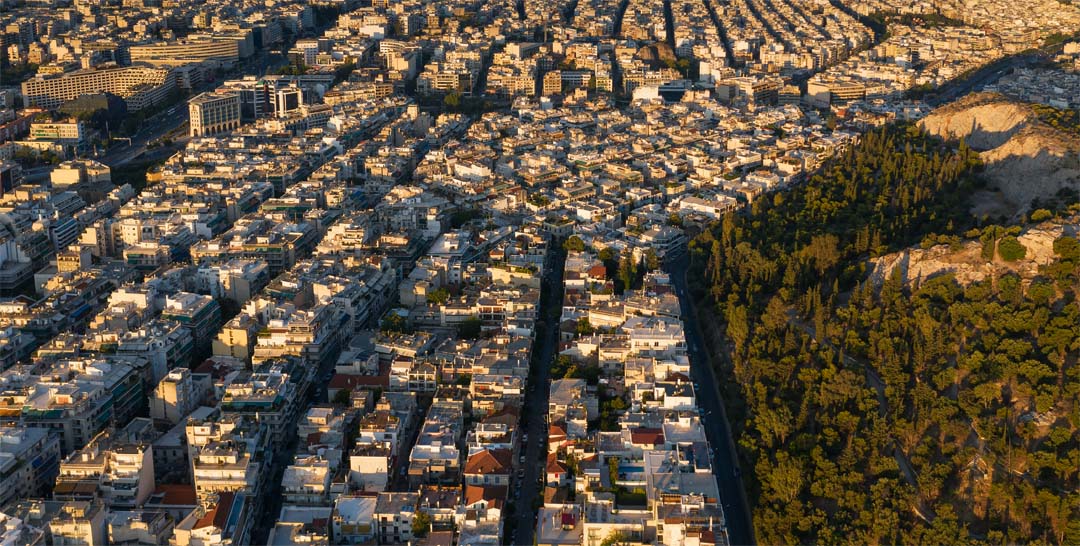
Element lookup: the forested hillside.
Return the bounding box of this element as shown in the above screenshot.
[689,125,1080,544]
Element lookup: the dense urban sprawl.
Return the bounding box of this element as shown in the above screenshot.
[0,0,1078,543]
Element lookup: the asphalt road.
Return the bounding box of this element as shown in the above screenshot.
[667,251,755,546]
[98,50,289,169]
[925,53,1041,108]
[923,36,1075,107]
[99,107,189,168]
[511,246,565,545]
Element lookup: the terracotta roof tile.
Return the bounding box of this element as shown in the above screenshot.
[464,448,512,474]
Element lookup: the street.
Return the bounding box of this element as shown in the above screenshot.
[924,35,1075,107]
[98,50,290,169]
[666,251,755,546]
[511,245,566,545]
[99,108,189,168]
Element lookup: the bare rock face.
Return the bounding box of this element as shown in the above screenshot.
[918,92,1080,219]
[634,43,677,69]
[918,95,1035,150]
[869,221,1077,288]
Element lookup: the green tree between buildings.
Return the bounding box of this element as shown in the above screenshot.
[426,288,451,305]
[563,235,586,252]
[457,316,483,339]
[331,388,351,405]
[380,312,410,334]
[411,511,431,538]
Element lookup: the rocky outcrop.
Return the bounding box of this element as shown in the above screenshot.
[919,94,1035,149]
[868,221,1077,287]
[918,93,1080,219]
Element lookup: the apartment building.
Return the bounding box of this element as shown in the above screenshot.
[373,492,418,545]
[220,363,306,444]
[150,368,210,425]
[0,427,61,507]
[160,292,222,353]
[185,412,266,503]
[21,360,144,454]
[407,400,463,488]
[50,500,107,546]
[332,496,376,544]
[54,420,157,510]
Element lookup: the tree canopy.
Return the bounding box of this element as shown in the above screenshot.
[690,124,1080,544]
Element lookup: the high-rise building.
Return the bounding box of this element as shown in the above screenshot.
[273,86,303,118]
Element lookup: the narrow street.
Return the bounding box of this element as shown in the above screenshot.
[698,0,738,66]
[510,245,566,545]
[667,252,755,546]
[662,0,676,50]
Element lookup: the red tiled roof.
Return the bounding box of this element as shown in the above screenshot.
[481,405,520,425]
[630,427,665,446]
[464,485,507,508]
[546,453,567,474]
[153,484,197,506]
[195,492,235,530]
[548,423,567,439]
[464,448,512,474]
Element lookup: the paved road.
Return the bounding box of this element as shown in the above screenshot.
[511,246,565,545]
[923,35,1075,107]
[97,50,290,168]
[924,53,1041,107]
[667,251,755,546]
[99,108,189,168]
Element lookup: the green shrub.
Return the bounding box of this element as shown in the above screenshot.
[997,236,1026,261]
